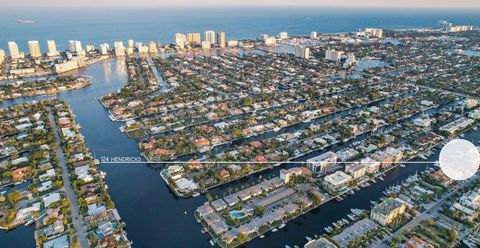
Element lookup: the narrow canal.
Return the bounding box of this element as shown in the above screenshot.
[1,59,479,248]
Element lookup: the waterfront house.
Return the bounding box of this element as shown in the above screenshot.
[283,202,300,215]
[12,166,31,181]
[237,190,252,202]
[88,203,107,216]
[95,221,115,239]
[74,166,94,182]
[345,163,366,179]
[203,212,222,226]
[224,194,240,207]
[210,220,229,235]
[222,230,239,244]
[360,157,380,174]
[16,202,41,221]
[219,169,230,178]
[210,199,227,211]
[174,178,198,193]
[323,171,352,193]
[249,185,263,197]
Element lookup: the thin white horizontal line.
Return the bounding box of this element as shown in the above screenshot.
[100,161,438,164]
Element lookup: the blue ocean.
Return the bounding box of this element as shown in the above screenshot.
[0,7,479,51]
[1,7,480,248]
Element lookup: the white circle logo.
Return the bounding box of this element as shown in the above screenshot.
[439,139,480,180]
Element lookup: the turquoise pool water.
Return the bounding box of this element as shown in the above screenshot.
[229,211,246,219]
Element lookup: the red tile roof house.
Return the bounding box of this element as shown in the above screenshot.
[253,155,268,163]
[249,141,262,149]
[192,137,210,148]
[219,169,230,178]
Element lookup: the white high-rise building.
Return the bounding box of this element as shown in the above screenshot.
[28,40,42,58]
[69,40,83,53]
[204,30,216,45]
[86,44,95,53]
[295,46,310,59]
[217,32,226,48]
[310,32,317,39]
[325,49,343,62]
[127,39,134,48]
[8,41,21,59]
[114,41,126,57]
[0,49,5,65]
[278,32,288,39]
[47,40,59,57]
[186,33,201,44]
[99,43,110,55]
[174,33,187,46]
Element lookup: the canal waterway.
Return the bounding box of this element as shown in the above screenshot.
[1,57,480,248]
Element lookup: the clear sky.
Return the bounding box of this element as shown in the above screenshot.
[3,0,480,8]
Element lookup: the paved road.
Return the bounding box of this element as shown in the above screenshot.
[47,108,90,248]
[375,175,479,247]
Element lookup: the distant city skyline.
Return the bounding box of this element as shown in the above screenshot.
[3,0,480,8]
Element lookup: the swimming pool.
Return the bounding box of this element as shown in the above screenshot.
[229,210,246,219]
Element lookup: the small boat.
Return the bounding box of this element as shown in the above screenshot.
[400,164,406,168]
[272,228,279,233]
[279,223,286,229]
[306,236,312,241]
[24,219,34,226]
[192,192,200,197]
[260,235,265,239]
[209,240,215,246]
[378,176,384,181]
[17,20,35,24]
[184,211,187,215]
